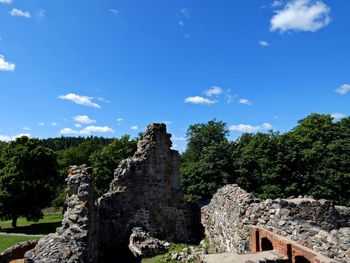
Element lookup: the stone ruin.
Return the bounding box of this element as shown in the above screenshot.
[96,123,193,261]
[202,184,350,262]
[1,123,350,263]
[6,123,194,263]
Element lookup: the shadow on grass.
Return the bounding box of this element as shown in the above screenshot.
[1,221,61,235]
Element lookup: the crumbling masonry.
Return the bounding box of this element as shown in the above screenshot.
[1,123,349,263]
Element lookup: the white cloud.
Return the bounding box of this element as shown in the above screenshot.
[23,127,31,131]
[130,125,139,131]
[0,54,16,72]
[109,9,119,16]
[0,133,30,142]
[179,8,190,18]
[0,0,12,4]
[60,128,79,135]
[58,93,101,108]
[75,123,82,128]
[117,118,124,122]
[262,123,274,129]
[184,96,216,105]
[97,97,111,103]
[10,8,31,18]
[73,115,96,124]
[270,0,331,33]
[204,86,223,96]
[225,89,236,104]
[239,98,252,105]
[331,113,345,120]
[60,126,114,135]
[258,40,270,46]
[172,136,186,141]
[335,84,350,95]
[80,126,114,134]
[37,9,46,18]
[229,123,274,133]
[271,0,284,7]
[38,122,45,126]
[51,122,58,126]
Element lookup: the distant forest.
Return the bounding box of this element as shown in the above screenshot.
[0,113,349,226]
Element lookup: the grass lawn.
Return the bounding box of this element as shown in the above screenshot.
[0,213,63,235]
[0,234,40,253]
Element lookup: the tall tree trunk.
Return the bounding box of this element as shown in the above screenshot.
[12,214,18,228]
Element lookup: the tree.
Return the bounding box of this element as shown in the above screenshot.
[0,136,58,227]
[90,135,137,196]
[181,120,234,201]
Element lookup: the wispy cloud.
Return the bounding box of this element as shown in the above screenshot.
[177,8,190,31]
[239,98,252,105]
[130,125,139,131]
[271,0,284,8]
[51,122,59,126]
[10,8,31,18]
[179,8,190,18]
[60,126,114,135]
[0,0,12,4]
[229,123,273,133]
[97,97,111,103]
[38,122,45,126]
[75,123,82,128]
[73,115,96,124]
[258,40,270,47]
[0,133,30,142]
[0,54,16,72]
[109,9,119,16]
[270,0,331,33]
[204,86,223,96]
[331,113,346,120]
[37,9,46,18]
[335,84,350,95]
[23,127,31,131]
[184,96,216,105]
[58,93,101,108]
[172,136,186,141]
[225,89,237,104]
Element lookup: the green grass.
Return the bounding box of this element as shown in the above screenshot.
[142,243,200,263]
[0,213,63,235]
[0,234,40,253]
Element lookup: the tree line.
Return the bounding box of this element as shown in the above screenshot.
[181,113,350,206]
[0,113,349,228]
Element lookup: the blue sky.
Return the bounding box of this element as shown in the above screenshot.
[0,0,349,151]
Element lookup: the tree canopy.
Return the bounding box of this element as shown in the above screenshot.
[181,114,350,206]
[0,137,58,227]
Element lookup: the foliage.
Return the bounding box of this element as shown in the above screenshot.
[181,114,350,206]
[181,120,235,201]
[90,135,137,196]
[0,137,59,227]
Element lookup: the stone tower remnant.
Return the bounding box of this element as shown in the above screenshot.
[96,123,193,261]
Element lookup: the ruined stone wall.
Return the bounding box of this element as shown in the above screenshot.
[96,124,193,260]
[25,165,95,263]
[202,184,350,262]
